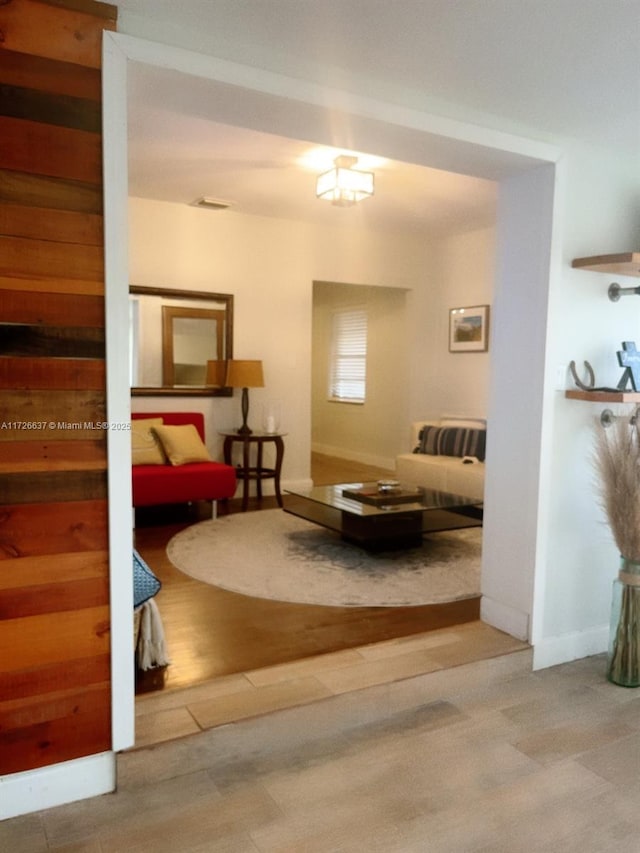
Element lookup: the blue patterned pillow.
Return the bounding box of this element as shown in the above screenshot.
[133,549,162,608]
[414,426,486,461]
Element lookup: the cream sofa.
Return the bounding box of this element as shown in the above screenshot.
[395,418,486,501]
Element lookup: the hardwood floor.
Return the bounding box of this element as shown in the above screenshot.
[133,453,480,695]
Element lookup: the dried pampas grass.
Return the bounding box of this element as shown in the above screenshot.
[593,412,640,687]
[593,414,640,561]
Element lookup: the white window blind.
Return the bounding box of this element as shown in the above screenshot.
[329,308,367,403]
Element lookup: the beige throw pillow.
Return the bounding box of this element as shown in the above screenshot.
[131,418,166,465]
[152,423,213,466]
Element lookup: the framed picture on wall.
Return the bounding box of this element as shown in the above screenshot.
[449,305,490,352]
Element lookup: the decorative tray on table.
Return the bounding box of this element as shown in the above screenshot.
[341,481,424,507]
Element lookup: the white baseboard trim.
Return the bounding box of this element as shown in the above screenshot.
[282,477,314,493]
[0,752,116,820]
[480,595,530,642]
[532,624,609,671]
[311,442,395,472]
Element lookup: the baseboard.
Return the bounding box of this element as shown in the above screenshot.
[281,477,314,493]
[0,752,116,820]
[480,595,530,642]
[311,442,395,472]
[532,624,609,671]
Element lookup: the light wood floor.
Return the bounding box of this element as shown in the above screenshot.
[133,453,480,695]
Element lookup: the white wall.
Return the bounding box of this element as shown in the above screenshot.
[407,226,496,424]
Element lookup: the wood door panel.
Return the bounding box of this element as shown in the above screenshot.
[0,684,111,775]
[0,499,108,560]
[0,48,101,101]
[0,203,103,245]
[0,681,110,733]
[0,169,102,214]
[0,235,104,280]
[0,0,115,69]
[0,288,105,326]
[0,356,106,389]
[0,652,110,702]
[0,391,106,435]
[0,439,106,472]
[0,117,101,184]
[0,470,107,505]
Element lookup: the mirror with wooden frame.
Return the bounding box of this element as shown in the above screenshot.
[130,285,233,396]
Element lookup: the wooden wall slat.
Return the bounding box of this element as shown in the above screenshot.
[0,289,105,326]
[0,682,110,733]
[0,0,115,69]
[0,49,101,101]
[0,0,115,777]
[0,83,101,132]
[0,696,111,775]
[0,499,108,560]
[0,390,106,440]
[0,549,108,590]
[0,439,106,472]
[0,326,105,359]
[0,576,109,618]
[0,169,103,214]
[0,356,106,389]
[0,605,110,669]
[0,653,110,702]
[0,470,107,504]
[0,117,101,184]
[0,274,104,297]
[0,203,103,245]
[40,1,117,23]
[0,234,104,280]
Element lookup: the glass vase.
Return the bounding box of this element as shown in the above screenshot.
[606,557,640,687]
[261,402,280,435]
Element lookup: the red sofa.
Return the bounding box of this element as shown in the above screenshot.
[131,412,237,508]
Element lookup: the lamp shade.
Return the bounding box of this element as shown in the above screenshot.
[225,359,264,389]
[205,360,228,386]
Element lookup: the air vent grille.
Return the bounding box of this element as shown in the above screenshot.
[189,197,233,211]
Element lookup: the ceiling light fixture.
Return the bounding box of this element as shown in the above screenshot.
[316,155,374,207]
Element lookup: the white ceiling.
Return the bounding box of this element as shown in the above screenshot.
[119,0,639,234]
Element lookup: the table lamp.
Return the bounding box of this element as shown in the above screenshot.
[224,359,264,434]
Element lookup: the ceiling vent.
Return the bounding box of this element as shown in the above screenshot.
[189,197,233,211]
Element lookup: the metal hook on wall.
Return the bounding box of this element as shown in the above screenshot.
[600,405,640,428]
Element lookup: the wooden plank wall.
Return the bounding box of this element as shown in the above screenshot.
[0,0,117,775]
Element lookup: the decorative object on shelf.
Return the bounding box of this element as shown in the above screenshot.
[316,155,374,207]
[569,360,620,393]
[617,341,640,391]
[593,415,640,687]
[448,305,489,353]
[261,401,280,434]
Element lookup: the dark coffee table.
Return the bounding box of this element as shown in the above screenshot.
[283,482,482,551]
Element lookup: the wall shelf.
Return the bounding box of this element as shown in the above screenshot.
[572,253,640,277]
[565,390,640,403]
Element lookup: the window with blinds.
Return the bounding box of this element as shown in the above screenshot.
[329,308,367,403]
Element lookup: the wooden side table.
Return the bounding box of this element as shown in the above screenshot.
[220,431,286,511]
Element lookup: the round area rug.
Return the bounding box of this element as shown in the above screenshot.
[166,509,482,608]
